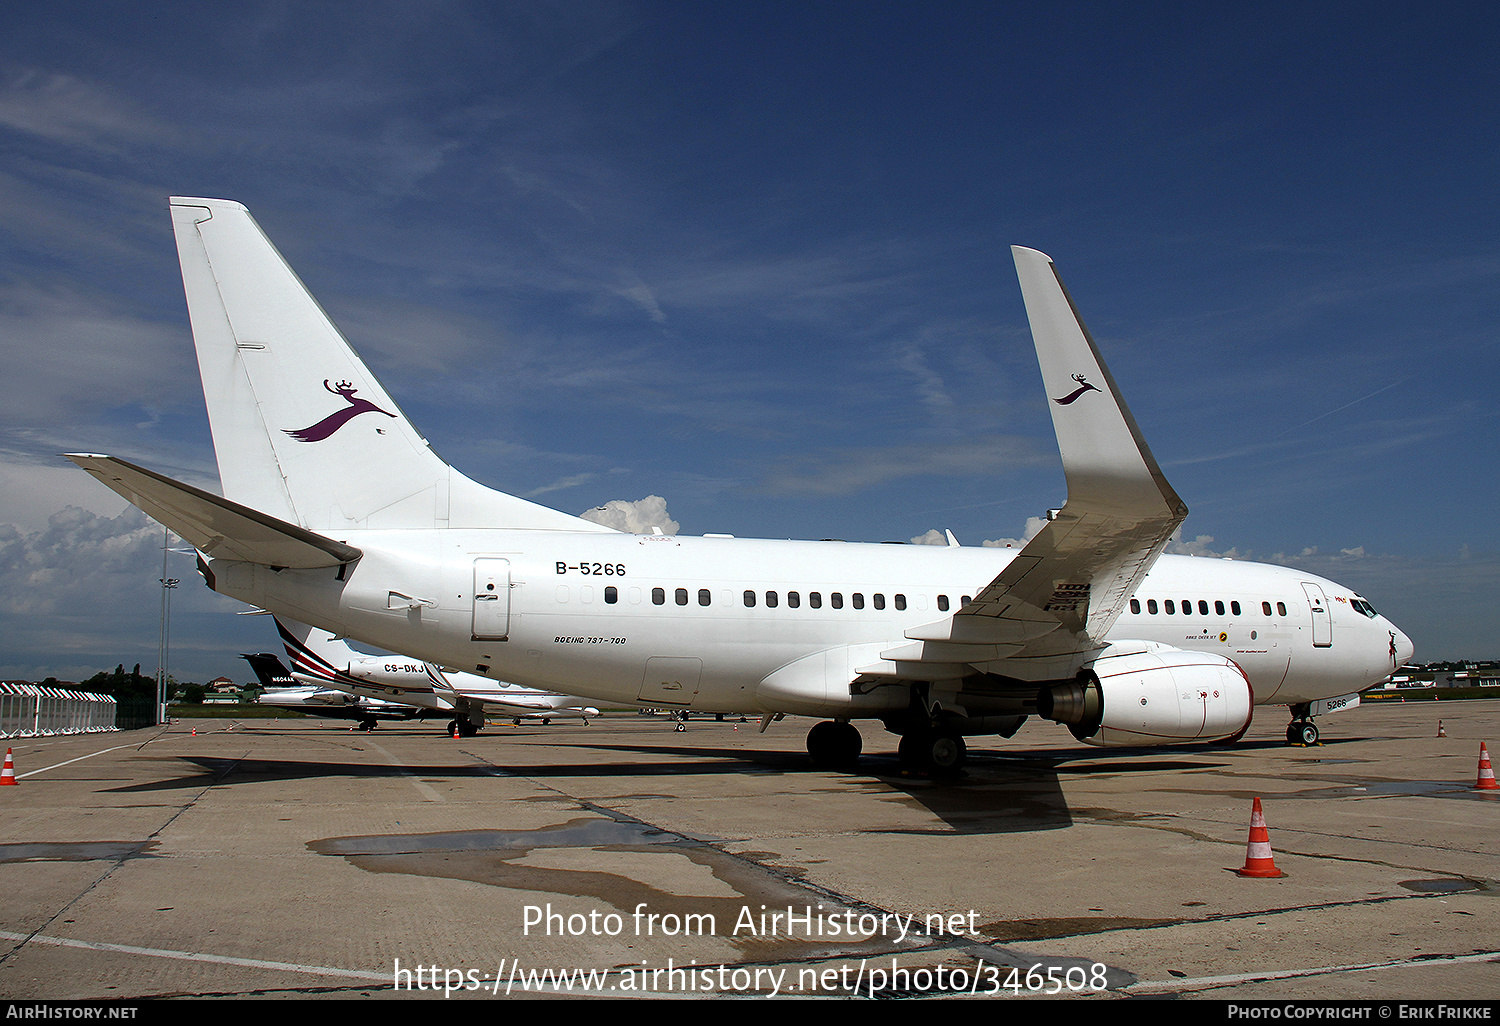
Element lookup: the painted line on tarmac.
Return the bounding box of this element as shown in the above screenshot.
[1123,949,1500,994]
[0,929,389,982]
[13,743,154,780]
[366,740,447,802]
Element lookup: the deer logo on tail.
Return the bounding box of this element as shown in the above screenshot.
[1053,373,1102,405]
[285,380,397,442]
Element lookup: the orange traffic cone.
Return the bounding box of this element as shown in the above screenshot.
[1438,720,1446,738]
[191,727,197,737]
[1475,743,1499,791]
[1235,798,1284,878]
[1,749,16,785]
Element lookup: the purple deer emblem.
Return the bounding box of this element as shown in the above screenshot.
[284,380,397,442]
[1053,373,1102,406]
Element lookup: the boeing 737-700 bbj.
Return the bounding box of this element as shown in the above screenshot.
[70,198,1413,773]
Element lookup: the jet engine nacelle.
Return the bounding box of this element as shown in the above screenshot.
[1037,645,1252,747]
[347,660,434,689]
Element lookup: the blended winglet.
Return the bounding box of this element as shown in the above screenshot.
[1011,246,1185,519]
[900,250,1189,663]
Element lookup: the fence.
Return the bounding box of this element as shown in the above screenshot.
[0,683,120,738]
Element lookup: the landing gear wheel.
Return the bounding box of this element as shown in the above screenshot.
[807,721,862,769]
[1287,720,1319,746]
[898,728,966,775]
[927,731,967,775]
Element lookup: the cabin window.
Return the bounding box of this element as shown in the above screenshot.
[788,591,801,608]
[1130,599,1141,614]
[962,595,972,606]
[1182,598,1191,613]
[1198,600,1209,615]
[894,594,906,610]
[1277,601,1287,616]
[652,587,665,605]
[809,592,822,608]
[766,590,779,608]
[698,589,711,606]
[675,588,689,606]
[1215,600,1225,616]
[831,593,844,609]
[852,593,865,610]
[938,595,950,612]
[1147,599,1158,614]
[1230,600,1241,616]
[743,590,756,607]
[1164,600,1175,614]
[1262,601,1273,616]
[605,586,618,604]
[873,593,886,610]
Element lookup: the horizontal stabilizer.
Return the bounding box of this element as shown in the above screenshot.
[66,454,361,568]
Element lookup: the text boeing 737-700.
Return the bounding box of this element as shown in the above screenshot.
[69,198,1413,773]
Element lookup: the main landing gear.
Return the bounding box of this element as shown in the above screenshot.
[1285,704,1319,746]
[806,720,862,768]
[448,718,481,738]
[897,726,967,776]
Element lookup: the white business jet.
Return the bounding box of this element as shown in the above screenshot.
[70,198,1413,773]
[268,615,601,735]
[245,650,434,731]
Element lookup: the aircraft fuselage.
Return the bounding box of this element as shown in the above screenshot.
[207,530,1407,720]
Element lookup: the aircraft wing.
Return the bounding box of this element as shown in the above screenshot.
[871,248,1187,679]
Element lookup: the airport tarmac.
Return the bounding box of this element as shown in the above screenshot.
[0,699,1496,1001]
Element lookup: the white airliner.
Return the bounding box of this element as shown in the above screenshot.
[70,198,1413,773]
[268,615,601,735]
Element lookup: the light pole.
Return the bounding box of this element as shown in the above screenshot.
[156,525,178,725]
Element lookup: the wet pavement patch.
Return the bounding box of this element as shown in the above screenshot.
[310,817,910,961]
[0,841,155,862]
[1398,878,1489,894]
[978,916,1177,942]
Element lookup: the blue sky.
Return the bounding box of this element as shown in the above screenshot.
[1,2,1496,683]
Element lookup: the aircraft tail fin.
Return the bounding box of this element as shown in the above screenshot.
[168,197,610,534]
[273,616,359,686]
[241,652,295,689]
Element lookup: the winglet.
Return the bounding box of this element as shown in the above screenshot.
[1011,247,1185,520]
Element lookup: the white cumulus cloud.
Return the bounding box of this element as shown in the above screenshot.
[579,496,678,535]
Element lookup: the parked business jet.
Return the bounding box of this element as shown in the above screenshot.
[244,651,435,730]
[270,616,601,735]
[70,198,1413,773]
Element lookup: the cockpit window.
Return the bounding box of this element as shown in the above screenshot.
[1350,598,1379,618]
